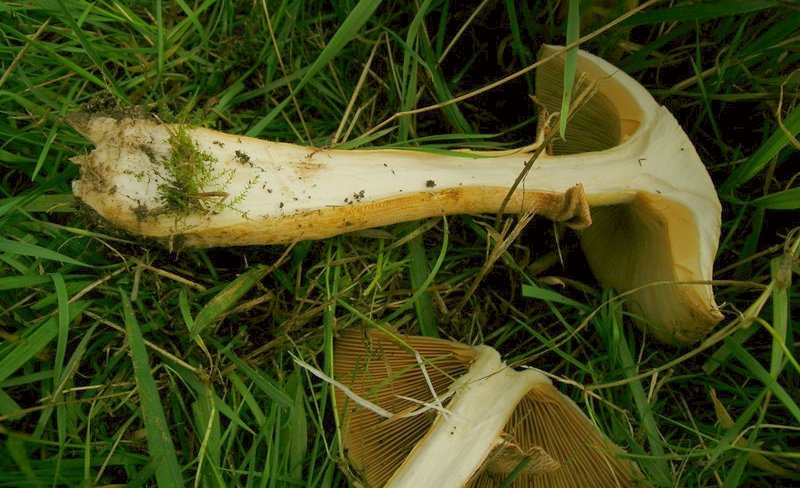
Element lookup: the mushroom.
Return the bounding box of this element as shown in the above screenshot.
[333,327,647,487]
[70,46,721,344]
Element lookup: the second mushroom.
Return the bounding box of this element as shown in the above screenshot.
[333,327,647,487]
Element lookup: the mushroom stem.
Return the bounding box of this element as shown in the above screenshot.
[385,345,549,487]
[70,46,722,344]
[70,114,593,246]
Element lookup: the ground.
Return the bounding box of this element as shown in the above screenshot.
[0,1,798,487]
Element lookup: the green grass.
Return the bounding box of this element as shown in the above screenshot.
[1,1,799,487]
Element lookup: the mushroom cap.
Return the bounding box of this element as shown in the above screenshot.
[534,45,723,344]
[333,328,647,487]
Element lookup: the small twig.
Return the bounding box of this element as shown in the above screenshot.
[332,40,380,145]
[261,0,312,144]
[776,70,800,150]
[415,350,447,419]
[450,213,535,319]
[392,392,455,419]
[436,0,492,65]
[85,310,201,374]
[132,261,207,291]
[292,354,393,418]
[494,78,597,228]
[0,19,49,89]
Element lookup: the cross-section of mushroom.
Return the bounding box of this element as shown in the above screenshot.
[70,46,721,344]
[333,328,647,487]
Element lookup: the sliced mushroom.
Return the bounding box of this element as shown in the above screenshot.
[333,328,647,487]
[70,46,721,343]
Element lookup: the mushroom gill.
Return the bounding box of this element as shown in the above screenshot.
[333,328,647,487]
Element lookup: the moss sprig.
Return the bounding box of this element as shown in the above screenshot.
[158,125,236,217]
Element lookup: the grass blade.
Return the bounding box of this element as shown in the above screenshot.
[217,345,293,408]
[0,238,91,267]
[726,338,800,425]
[751,187,800,210]
[191,264,270,337]
[622,0,779,26]
[386,219,449,328]
[723,103,800,191]
[601,300,671,485]
[559,0,580,138]
[0,302,87,384]
[0,275,51,291]
[407,232,439,337]
[246,0,382,136]
[51,273,69,387]
[521,283,592,313]
[121,292,184,487]
[52,0,125,99]
[770,256,791,378]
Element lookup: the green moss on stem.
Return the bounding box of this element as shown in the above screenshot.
[158,125,232,216]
